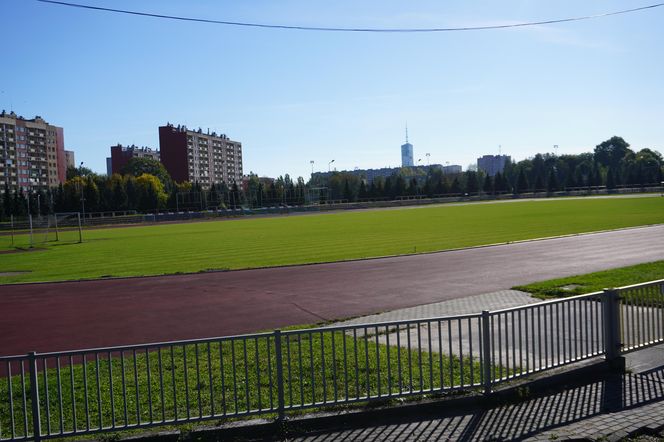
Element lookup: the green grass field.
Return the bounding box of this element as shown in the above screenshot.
[514,260,664,299]
[1,196,663,284]
[0,330,484,439]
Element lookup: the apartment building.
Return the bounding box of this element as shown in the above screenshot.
[477,154,511,177]
[0,111,66,191]
[158,124,242,188]
[64,150,76,169]
[109,144,160,175]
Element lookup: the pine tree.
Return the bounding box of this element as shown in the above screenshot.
[516,169,529,194]
[483,175,493,194]
[606,167,616,189]
[451,177,462,194]
[546,171,559,193]
[534,174,544,192]
[358,181,367,199]
[343,179,353,201]
[2,184,11,218]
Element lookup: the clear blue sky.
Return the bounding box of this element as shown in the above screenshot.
[2,0,663,179]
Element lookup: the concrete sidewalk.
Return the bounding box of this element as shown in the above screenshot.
[283,291,664,441]
[288,346,664,441]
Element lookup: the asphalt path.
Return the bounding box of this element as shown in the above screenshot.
[1,225,663,355]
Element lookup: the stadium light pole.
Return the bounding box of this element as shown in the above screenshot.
[79,162,86,223]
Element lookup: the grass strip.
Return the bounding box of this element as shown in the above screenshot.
[514,261,664,299]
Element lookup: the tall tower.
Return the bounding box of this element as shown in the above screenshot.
[401,124,414,167]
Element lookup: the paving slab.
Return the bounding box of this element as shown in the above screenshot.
[290,346,664,441]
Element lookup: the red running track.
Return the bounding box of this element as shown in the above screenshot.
[1,225,663,356]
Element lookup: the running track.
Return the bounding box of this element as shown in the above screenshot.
[2,225,663,356]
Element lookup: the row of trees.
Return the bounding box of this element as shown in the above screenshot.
[1,136,662,220]
[312,137,663,201]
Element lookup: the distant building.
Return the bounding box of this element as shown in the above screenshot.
[401,142,414,167]
[477,154,511,176]
[106,157,113,176]
[312,164,460,185]
[159,124,243,188]
[64,150,75,169]
[363,167,399,183]
[110,144,160,175]
[442,164,462,174]
[0,111,66,190]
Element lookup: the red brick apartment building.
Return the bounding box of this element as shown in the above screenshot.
[158,123,242,188]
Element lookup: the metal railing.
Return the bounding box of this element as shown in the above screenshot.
[1,280,662,441]
[618,279,664,353]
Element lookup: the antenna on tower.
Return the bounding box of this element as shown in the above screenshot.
[405,123,409,143]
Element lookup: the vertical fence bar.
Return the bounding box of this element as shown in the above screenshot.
[28,352,42,442]
[481,311,492,395]
[274,330,285,421]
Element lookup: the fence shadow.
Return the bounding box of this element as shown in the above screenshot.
[287,364,664,441]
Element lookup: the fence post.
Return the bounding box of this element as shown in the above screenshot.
[602,289,624,370]
[28,352,42,442]
[274,330,286,421]
[481,311,492,395]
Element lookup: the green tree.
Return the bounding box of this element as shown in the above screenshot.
[109,174,128,210]
[594,136,632,169]
[83,176,100,212]
[515,169,529,194]
[465,171,479,195]
[483,175,493,194]
[121,157,173,192]
[546,170,559,193]
[135,173,167,212]
[2,184,11,219]
[606,167,616,190]
[533,174,545,192]
[66,165,95,180]
[343,179,353,201]
[450,177,462,194]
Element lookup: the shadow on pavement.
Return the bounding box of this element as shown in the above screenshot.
[288,365,664,441]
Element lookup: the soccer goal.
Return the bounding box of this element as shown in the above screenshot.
[2,213,83,249]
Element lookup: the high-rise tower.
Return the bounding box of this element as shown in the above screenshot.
[401,125,414,167]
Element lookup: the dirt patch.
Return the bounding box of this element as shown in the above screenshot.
[560,284,583,291]
[0,247,43,254]
[0,271,31,277]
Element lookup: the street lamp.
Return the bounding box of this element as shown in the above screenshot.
[328,159,335,172]
[79,162,86,222]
